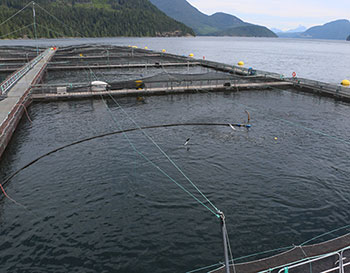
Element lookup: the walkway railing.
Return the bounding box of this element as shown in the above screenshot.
[0,48,50,96]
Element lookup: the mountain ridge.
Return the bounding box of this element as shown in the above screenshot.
[277,19,350,40]
[0,0,195,39]
[149,0,276,37]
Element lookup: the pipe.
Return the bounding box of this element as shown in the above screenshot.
[1,122,251,189]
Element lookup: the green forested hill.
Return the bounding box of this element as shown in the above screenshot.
[149,0,277,37]
[0,0,195,39]
[212,25,277,38]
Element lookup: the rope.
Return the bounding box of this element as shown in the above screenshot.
[0,182,28,210]
[17,103,32,123]
[0,123,234,190]
[98,94,220,217]
[0,23,34,39]
[93,68,221,214]
[87,68,220,217]
[0,1,33,27]
[301,224,350,246]
[34,2,96,44]
[224,224,236,273]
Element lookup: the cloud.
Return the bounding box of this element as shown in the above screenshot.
[187,0,349,28]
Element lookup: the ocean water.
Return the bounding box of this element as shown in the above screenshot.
[0,36,349,84]
[0,38,350,272]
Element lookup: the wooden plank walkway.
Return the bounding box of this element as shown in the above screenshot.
[31,81,293,101]
[0,48,56,157]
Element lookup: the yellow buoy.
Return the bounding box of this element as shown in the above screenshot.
[274,137,278,140]
[341,79,350,86]
[189,53,194,57]
[144,46,149,50]
[238,61,244,66]
[162,49,166,53]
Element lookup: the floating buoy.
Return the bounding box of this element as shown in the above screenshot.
[203,56,205,60]
[274,137,278,140]
[292,72,297,78]
[341,79,350,86]
[189,53,194,57]
[238,61,244,66]
[91,81,109,91]
[144,46,149,50]
[162,49,166,53]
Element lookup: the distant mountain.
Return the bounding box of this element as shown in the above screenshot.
[271,28,283,34]
[301,19,350,40]
[278,20,350,40]
[0,0,195,39]
[277,32,303,38]
[286,25,307,33]
[149,0,276,37]
[212,25,277,37]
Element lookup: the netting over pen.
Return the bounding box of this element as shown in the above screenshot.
[210,233,350,273]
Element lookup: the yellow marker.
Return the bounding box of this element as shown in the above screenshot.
[162,49,166,53]
[144,46,149,50]
[189,53,194,57]
[238,61,244,66]
[341,79,350,86]
[274,137,278,140]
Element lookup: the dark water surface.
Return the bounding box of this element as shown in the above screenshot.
[1,89,350,272]
[1,37,349,84]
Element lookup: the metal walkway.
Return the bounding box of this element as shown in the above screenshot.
[0,48,56,157]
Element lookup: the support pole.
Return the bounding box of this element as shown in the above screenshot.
[32,2,39,56]
[219,211,231,273]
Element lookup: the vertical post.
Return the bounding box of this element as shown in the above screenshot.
[219,211,231,273]
[107,49,110,66]
[32,2,39,56]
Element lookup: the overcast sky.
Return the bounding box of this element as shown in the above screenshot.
[187,0,350,30]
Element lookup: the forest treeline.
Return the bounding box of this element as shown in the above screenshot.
[0,0,195,39]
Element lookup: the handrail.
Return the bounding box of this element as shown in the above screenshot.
[0,48,50,96]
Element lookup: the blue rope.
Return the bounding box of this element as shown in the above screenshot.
[96,64,220,213]
[301,224,350,246]
[87,69,220,218]
[101,98,220,218]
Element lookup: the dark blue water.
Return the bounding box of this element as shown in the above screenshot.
[1,89,350,272]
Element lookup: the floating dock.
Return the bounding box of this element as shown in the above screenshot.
[0,44,349,159]
[0,47,55,157]
[212,233,350,273]
[0,44,350,272]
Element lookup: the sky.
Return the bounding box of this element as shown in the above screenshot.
[187,0,350,31]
